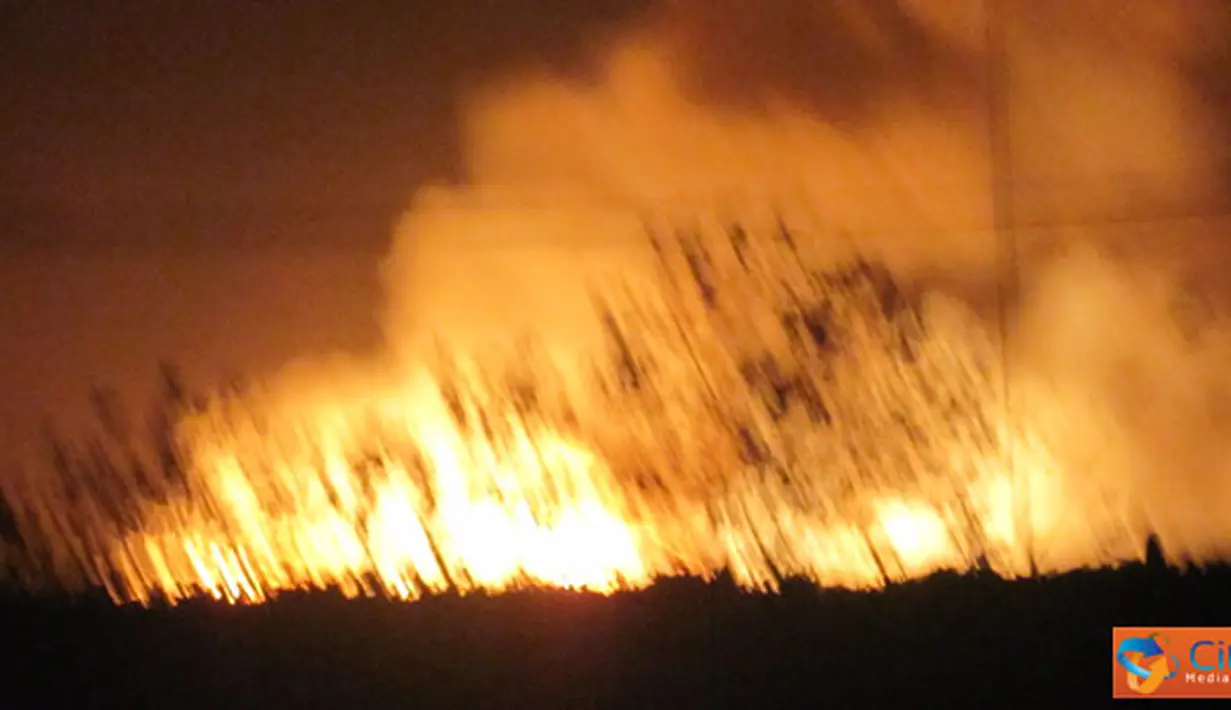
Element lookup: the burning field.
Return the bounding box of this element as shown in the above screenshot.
[3,3,1231,708]
[4,210,1226,606]
[3,1,1230,612]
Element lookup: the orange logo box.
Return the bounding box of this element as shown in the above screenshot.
[1113,627,1231,699]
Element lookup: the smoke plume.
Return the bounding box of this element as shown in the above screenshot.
[379,1,1231,561]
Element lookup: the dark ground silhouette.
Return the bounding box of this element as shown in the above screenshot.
[3,551,1225,708]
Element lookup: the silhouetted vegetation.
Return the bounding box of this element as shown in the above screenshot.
[0,220,1139,598]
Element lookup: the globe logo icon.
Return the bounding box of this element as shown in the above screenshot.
[1116,633,1180,695]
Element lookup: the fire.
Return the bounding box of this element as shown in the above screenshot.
[874,500,955,572]
[73,393,653,604]
[0,392,1115,605]
[0,223,1174,605]
[88,418,1042,606]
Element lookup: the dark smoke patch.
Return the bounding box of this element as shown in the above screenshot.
[1183,3,1231,210]
[652,0,979,128]
[416,0,656,88]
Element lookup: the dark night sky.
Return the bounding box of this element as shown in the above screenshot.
[1,1,1229,469]
[0,0,652,465]
[0,0,655,252]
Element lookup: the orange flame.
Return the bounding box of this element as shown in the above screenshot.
[0,227,1164,605]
